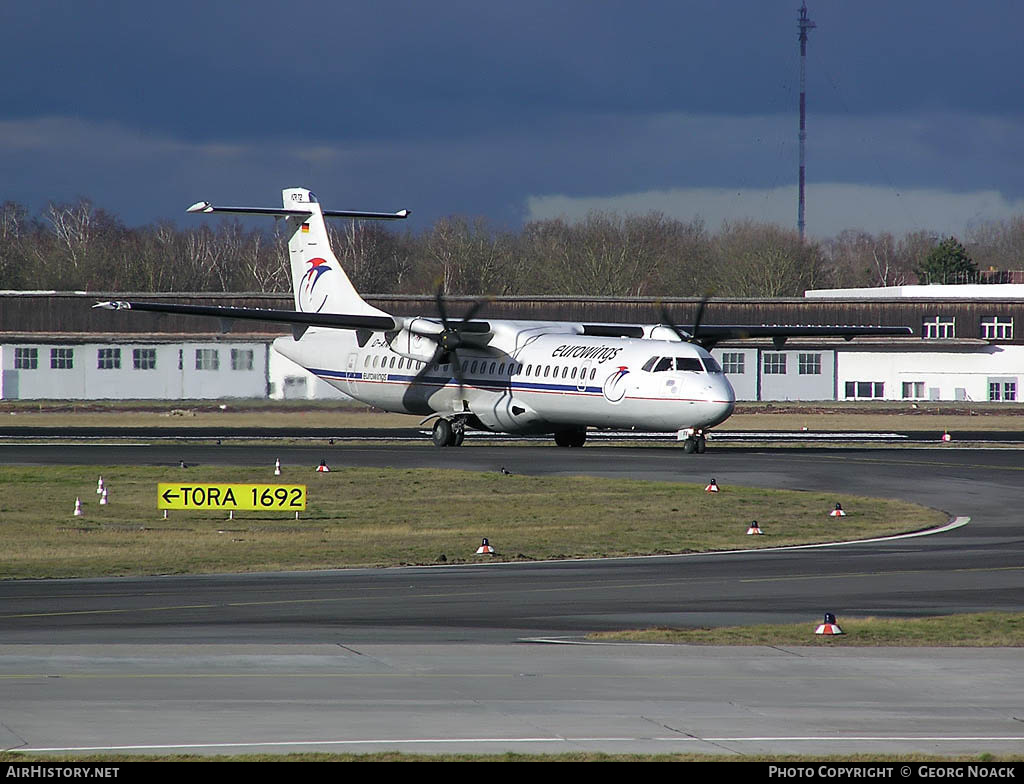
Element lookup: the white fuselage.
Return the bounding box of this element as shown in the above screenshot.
[274,321,735,435]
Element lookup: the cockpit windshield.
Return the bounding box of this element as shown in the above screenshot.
[674,357,703,372]
[642,356,708,373]
[701,357,722,373]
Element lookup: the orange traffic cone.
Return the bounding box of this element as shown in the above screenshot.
[815,612,844,635]
[746,520,763,535]
[475,537,496,555]
[829,503,846,517]
[316,460,330,473]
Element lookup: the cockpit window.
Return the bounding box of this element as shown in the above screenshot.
[675,357,704,372]
[642,356,658,372]
[654,357,674,372]
[701,357,723,374]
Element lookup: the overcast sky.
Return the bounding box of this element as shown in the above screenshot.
[3,1,1023,239]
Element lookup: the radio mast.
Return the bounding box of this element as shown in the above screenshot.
[797,2,816,241]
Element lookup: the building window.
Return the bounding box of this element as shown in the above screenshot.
[988,379,1018,402]
[922,315,955,339]
[845,381,885,399]
[133,348,157,370]
[981,317,1013,340]
[798,353,821,375]
[721,352,745,374]
[50,348,74,369]
[763,353,787,375]
[14,347,38,369]
[195,349,219,371]
[902,381,925,399]
[97,348,121,370]
[231,349,254,371]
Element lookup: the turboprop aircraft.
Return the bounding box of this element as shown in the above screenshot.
[95,188,911,453]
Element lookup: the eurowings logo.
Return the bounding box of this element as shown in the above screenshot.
[603,365,630,403]
[299,257,331,313]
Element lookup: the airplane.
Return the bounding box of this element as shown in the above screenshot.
[95,187,912,453]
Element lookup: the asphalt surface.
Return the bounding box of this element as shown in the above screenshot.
[1,440,1022,757]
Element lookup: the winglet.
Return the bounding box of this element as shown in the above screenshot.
[92,301,131,310]
[186,201,214,213]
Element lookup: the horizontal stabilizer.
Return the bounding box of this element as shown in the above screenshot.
[186,201,409,221]
[93,301,396,331]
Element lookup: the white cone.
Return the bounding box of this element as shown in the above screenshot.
[274,458,282,476]
[830,503,846,517]
[705,479,719,493]
[74,497,83,517]
[99,488,108,505]
[316,460,330,473]
[746,521,763,535]
[97,476,104,494]
[942,431,952,442]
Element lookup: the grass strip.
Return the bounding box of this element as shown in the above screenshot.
[587,612,1024,647]
[0,465,946,579]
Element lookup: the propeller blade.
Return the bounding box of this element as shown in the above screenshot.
[658,301,690,343]
[459,296,490,327]
[690,296,709,342]
[434,283,452,329]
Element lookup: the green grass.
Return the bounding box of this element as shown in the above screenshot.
[587,612,1024,647]
[0,465,947,579]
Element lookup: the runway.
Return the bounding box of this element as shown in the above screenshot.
[1,442,1023,757]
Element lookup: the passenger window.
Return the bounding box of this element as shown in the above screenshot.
[544,365,550,377]
[499,363,505,375]
[471,361,478,373]
[571,367,577,379]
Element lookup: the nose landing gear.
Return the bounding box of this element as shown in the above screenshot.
[679,430,708,454]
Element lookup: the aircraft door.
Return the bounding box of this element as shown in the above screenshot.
[577,360,592,392]
[345,352,358,395]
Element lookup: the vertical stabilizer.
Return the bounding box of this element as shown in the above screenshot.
[283,188,389,318]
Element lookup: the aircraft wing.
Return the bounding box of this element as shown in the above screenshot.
[683,324,913,349]
[92,300,397,331]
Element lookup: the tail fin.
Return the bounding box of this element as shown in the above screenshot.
[185,187,408,318]
[283,188,389,318]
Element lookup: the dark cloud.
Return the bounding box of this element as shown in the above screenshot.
[1,2,1022,232]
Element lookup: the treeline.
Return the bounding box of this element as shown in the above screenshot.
[2,198,1023,296]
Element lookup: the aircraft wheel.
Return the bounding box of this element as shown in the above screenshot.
[554,430,587,448]
[695,435,707,454]
[681,437,696,454]
[452,429,465,447]
[432,418,453,447]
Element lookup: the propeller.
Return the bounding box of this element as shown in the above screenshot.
[411,284,492,395]
[659,294,710,346]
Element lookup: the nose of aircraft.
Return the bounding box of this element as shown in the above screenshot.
[705,373,736,428]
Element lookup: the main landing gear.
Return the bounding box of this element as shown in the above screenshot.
[431,417,466,447]
[553,429,587,448]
